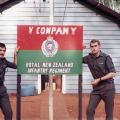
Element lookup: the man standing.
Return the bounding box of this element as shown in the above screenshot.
[0,42,17,120]
[83,39,116,120]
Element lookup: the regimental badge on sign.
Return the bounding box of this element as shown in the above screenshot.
[41,36,58,57]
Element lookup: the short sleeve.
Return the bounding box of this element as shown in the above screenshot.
[105,56,116,73]
[6,60,17,69]
[83,56,88,64]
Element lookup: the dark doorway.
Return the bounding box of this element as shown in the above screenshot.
[41,75,49,91]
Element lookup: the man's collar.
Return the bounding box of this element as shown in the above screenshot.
[89,51,103,57]
[0,57,5,60]
[99,51,104,57]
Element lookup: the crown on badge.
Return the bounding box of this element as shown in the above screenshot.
[47,36,53,41]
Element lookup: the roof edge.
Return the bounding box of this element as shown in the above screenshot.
[75,0,120,26]
[0,0,24,13]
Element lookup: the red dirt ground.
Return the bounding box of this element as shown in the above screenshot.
[0,92,120,120]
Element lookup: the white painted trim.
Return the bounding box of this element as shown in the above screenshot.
[62,75,66,94]
[37,75,41,94]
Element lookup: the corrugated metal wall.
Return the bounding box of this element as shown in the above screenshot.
[0,0,120,93]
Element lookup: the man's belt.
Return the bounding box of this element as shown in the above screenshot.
[99,79,114,85]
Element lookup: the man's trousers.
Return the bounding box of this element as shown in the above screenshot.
[87,82,115,120]
[0,86,12,120]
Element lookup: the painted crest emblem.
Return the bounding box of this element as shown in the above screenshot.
[41,36,58,57]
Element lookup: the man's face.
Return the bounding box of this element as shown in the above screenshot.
[0,47,6,58]
[90,42,100,55]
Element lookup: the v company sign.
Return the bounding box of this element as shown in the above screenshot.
[17,25,83,75]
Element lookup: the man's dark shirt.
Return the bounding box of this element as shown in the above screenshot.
[0,58,17,84]
[83,51,116,84]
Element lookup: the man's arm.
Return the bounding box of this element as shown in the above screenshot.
[82,45,88,64]
[91,72,116,86]
[92,55,116,86]
[14,47,20,64]
[14,50,17,64]
[100,72,116,80]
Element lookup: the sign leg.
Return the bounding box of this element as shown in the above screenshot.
[16,74,21,120]
[78,75,82,120]
[49,75,53,120]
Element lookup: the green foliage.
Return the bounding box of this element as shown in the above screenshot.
[96,0,120,12]
[116,0,120,10]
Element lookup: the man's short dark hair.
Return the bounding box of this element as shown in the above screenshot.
[90,39,101,46]
[0,43,6,50]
